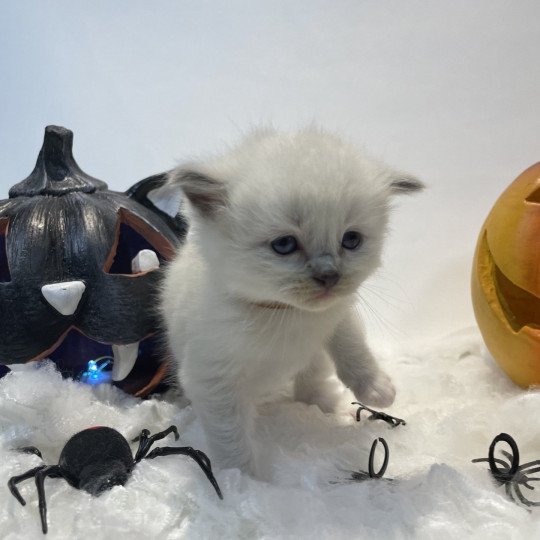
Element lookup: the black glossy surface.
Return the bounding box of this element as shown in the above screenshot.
[9,126,108,197]
[0,126,186,395]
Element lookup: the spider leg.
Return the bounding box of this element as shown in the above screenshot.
[500,450,515,462]
[190,449,212,471]
[35,465,64,534]
[133,426,179,462]
[521,478,539,490]
[351,402,406,428]
[472,457,511,470]
[370,411,406,428]
[132,429,149,442]
[352,402,369,422]
[522,469,540,479]
[369,407,402,426]
[506,481,518,504]
[493,457,511,471]
[144,446,223,499]
[133,429,151,461]
[8,465,46,506]
[17,446,43,459]
[515,462,540,490]
[514,462,540,489]
[518,460,540,474]
[512,481,540,507]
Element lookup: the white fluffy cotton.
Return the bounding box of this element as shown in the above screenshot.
[1,327,540,539]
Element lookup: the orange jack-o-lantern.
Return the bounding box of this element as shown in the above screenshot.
[472,162,540,388]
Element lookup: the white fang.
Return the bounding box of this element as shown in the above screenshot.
[131,249,160,273]
[41,281,86,316]
[111,342,139,381]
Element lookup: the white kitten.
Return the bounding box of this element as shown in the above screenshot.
[161,128,423,475]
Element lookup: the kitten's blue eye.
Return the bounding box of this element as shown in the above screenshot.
[342,231,363,250]
[271,235,298,255]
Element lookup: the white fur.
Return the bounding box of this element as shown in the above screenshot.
[162,128,422,475]
[3,330,540,538]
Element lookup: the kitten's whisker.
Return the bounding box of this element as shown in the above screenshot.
[354,294,403,341]
[265,306,287,355]
[369,270,414,306]
[360,284,406,313]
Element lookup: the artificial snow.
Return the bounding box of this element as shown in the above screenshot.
[1,327,539,539]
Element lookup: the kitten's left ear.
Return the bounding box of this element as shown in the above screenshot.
[388,173,425,195]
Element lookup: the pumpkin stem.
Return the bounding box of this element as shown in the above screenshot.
[9,125,108,198]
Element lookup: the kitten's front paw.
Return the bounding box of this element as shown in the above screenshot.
[353,370,396,408]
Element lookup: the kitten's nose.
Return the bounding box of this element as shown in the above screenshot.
[312,271,341,290]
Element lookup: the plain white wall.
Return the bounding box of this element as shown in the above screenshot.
[1,1,539,347]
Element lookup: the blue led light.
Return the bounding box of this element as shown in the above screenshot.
[80,357,113,385]
[87,360,99,379]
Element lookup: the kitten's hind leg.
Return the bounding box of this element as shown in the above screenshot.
[294,351,344,414]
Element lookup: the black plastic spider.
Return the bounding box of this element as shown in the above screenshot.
[352,402,406,428]
[472,432,540,508]
[8,425,223,534]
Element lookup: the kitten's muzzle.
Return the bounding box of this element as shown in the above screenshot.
[309,254,341,290]
[312,271,341,289]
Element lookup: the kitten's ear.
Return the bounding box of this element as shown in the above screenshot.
[126,172,187,237]
[388,173,425,195]
[168,167,228,217]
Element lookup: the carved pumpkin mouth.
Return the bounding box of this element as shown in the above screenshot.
[46,329,168,397]
[494,263,540,332]
[480,233,540,332]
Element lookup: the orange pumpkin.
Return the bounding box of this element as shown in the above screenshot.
[472,162,540,387]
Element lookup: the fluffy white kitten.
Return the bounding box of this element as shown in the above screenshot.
[161,128,423,475]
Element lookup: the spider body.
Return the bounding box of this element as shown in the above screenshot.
[8,425,222,534]
[58,427,134,495]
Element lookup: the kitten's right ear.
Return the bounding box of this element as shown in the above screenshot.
[168,167,228,218]
[388,173,425,196]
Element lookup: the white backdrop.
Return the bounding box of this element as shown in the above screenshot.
[1,0,539,346]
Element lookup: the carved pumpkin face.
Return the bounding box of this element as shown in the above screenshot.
[0,126,186,396]
[472,162,540,388]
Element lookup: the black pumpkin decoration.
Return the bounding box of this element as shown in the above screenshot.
[0,126,186,396]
